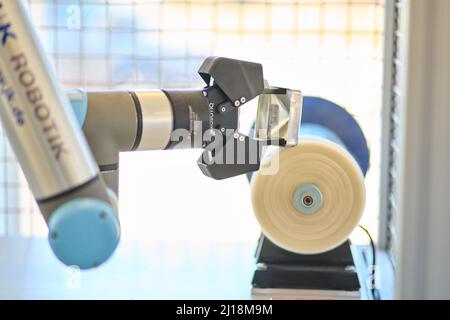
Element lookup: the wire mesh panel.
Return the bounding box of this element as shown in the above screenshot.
[0,126,21,236]
[383,0,405,266]
[0,0,384,239]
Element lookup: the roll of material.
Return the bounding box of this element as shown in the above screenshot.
[251,139,365,254]
[250,97,368,254]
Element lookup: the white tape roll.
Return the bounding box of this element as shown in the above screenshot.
[251,138,365,254]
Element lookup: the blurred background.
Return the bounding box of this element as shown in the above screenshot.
[2,0,450,300]
[0,0,384,245]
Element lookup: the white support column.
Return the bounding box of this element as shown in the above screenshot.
[395,0,450,299]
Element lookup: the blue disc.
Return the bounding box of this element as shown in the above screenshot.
[48,198,120,269]
[67,89,88,126]
[293,184,323,214]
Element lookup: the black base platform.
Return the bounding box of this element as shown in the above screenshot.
[252,235,361,293]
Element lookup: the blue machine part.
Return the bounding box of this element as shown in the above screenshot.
[67,89,88,126]
[247,96,370,180]
[48,198,120,269]
[300,97,370,176]
[300,123,345,148]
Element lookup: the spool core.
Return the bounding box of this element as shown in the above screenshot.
[294,184,323,214]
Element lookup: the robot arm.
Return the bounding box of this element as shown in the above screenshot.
[0,1,120,269]
[0,1,302,270]
[69,56,303,189]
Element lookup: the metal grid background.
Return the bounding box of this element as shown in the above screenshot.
[0,0,384,237]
